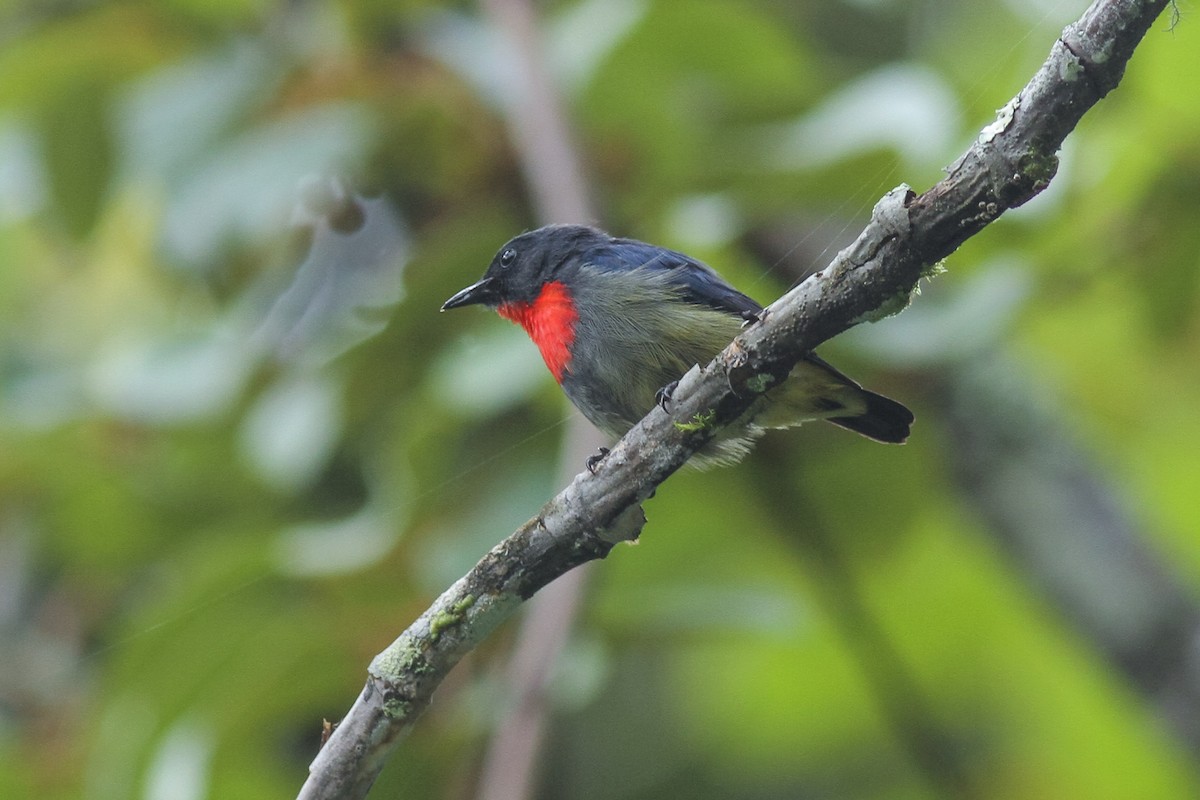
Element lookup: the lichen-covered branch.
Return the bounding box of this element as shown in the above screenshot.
[296,1,1174,796]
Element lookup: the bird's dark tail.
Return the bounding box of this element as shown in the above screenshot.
[828,390,914,444]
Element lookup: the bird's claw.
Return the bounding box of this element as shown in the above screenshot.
[741,308,767,327]
[586,447,610,475]
[655,380,679,412]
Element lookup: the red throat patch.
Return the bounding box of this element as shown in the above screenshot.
[498,281,578,383]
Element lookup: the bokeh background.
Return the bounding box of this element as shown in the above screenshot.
[2,1,1199,798]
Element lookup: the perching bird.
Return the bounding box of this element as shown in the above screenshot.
[442,224,912,466]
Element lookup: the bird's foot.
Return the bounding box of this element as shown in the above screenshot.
[586,447,610,475]
[741,308,767,327]
[655,380,679,412]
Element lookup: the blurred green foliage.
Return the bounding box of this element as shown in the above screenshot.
[1,1,1198,799]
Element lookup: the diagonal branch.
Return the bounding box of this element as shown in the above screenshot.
[296,1,1174,796]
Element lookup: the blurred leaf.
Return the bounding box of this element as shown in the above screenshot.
[162,104,375,269]
[0,121,47,221]
[272,504,401,577]
[549,0,647,92]
[844,262,1032,367]
[239,371,343,491]
[755,64,963,173]
[142,716,216,800]
[116,41,281,185]
[428,322,547,417]
[87,329,256,424]
[251,180,410,367]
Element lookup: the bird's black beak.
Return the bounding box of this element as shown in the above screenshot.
[441,277,497,311]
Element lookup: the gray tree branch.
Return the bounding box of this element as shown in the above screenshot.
[296,0,1175,796]
[932,352,1200,753]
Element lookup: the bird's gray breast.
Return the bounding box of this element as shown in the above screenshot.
[560,266,743,437]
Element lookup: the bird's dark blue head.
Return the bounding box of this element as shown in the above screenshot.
[442,224,609,311]
[442,225,612,382]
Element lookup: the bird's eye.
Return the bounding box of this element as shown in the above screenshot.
[499,248,517,267]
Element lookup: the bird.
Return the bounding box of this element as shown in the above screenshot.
[442,224,912,467]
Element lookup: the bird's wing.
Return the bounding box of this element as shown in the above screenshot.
[600,239,763,320]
